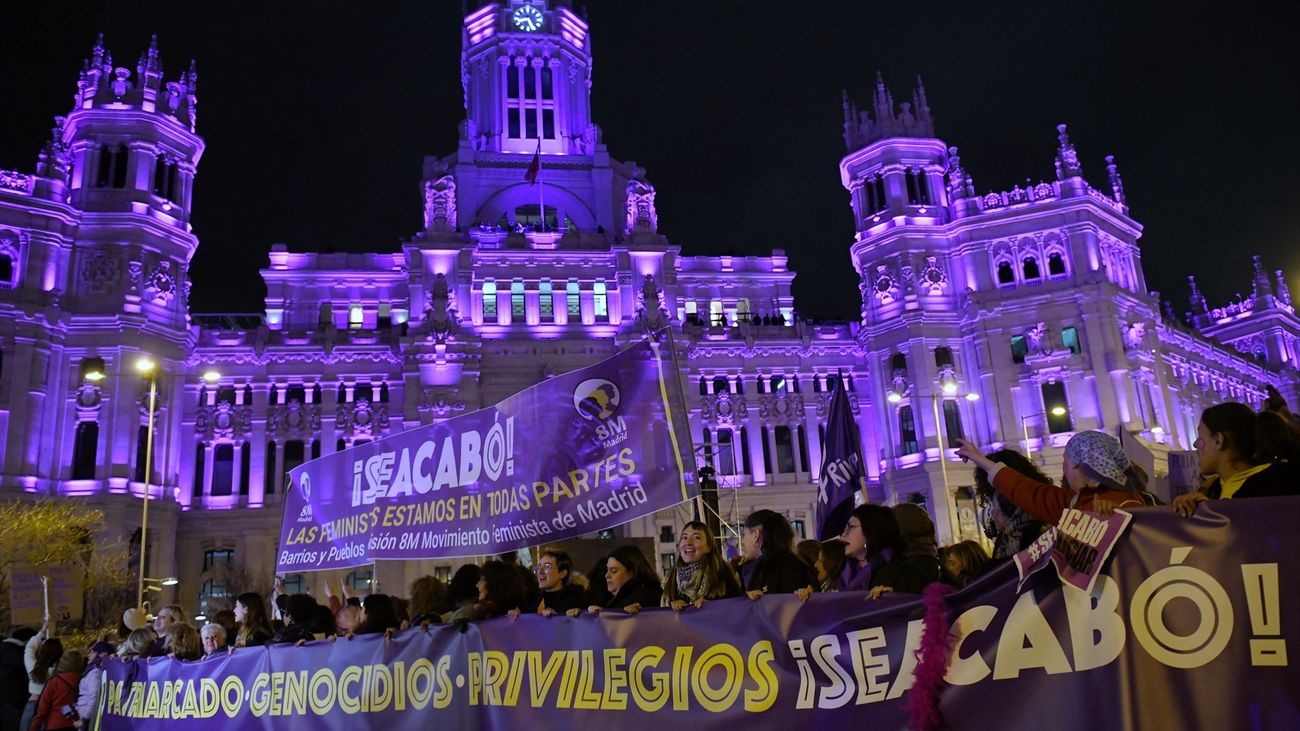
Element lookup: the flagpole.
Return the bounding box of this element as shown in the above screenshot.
[536,141,545,232]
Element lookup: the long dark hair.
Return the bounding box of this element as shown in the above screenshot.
[30,637,64,683]
[743,509,796,560]
[235,593,272,647]
[447,564,482,608]
[476,560,525,618]
[663,521,738,604]
[851,504,904,560]
[1254,410,1300,464]
[818,538,848,590]
[1201,402,1259,465]
[357,594,400,634]
[606,545,661,597]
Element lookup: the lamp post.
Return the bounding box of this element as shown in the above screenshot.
[135,357,159,611]
[1021,406,1067,463]
[931,381,981,542]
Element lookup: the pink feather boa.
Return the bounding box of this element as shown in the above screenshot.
[903,582,956,731]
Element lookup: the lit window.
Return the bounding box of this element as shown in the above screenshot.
[1042,382,1073,433]
[482,279,497,318]
[566,280,580,317]
[539,280,553,321]
[710,300,724,327]
[1011,335,1028,364]
[511,280,525,319]
[348,305,364,330]
[593,280,608,317]
[1062,326,1081,355]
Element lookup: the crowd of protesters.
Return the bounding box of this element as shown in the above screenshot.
[2,394,1295,731]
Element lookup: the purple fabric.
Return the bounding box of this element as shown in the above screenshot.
[98,498,1300,730]
[277,334,696,572]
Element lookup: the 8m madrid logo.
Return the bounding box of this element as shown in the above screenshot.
[574,378,628,448]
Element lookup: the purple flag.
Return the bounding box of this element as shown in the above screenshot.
[276,331,696,572]
[816,372,863,540]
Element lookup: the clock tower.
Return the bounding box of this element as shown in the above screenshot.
[461,1,595,156]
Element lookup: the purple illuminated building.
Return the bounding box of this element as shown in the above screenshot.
[1,3,1296,613]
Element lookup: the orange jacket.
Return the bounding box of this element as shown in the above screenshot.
[992,466,1142,526]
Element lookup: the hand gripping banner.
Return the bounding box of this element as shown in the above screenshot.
[276,330,696,572]
[106,498,1297,730]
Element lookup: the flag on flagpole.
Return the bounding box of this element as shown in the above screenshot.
[816,370,866,540]
[523,140,541,184]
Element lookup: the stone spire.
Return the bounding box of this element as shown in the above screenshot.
[136,34,164,91]
[1273,270,1293,306]
[1105,154,1125,205]
[1054,124,1082,180]
[946,146,974,200]
[841,90,858,150]
[1252,255,1274,299]
[913,75,932,124]
[1188,274,1208,316]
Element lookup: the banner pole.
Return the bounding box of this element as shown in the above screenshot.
[662,325,716,533]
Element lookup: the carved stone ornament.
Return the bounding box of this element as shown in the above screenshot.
[701,392,747,425]
[919,256,948,295]
[873,264,900,305]
[625,170,658,235]
[423,173,458,232]
[144,260,176,304]
[418,388,466,419]
[758,393,804,423]
[80,251,120,294]
[75,383,103,415]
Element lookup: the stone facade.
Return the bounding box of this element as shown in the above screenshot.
[1,4,1296,617]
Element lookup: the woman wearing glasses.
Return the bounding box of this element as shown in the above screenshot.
[534,548,588,616]
[840,504,933,598]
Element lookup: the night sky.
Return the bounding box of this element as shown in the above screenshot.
[1,1,1296,320]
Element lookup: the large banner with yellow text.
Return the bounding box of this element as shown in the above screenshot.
[276,331,695,572]
[106,498,1297,730]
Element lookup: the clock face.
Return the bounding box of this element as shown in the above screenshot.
[512,5,543,32]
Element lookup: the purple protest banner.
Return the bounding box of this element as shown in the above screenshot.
[1014,508,1133,593]
[100,499,1299,730]
[276,331,696,573]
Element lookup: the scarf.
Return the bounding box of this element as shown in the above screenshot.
[675,561,707,602]
[841,548,892,592]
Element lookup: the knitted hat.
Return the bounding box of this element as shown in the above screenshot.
[1064,430,1130,486]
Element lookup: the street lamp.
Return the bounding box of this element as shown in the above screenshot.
[1021,406,1067,463]
[136,357,159,612]
[931,375,980,542]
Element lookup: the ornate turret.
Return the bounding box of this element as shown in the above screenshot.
[841,73,935,151]
[63,35,205,225]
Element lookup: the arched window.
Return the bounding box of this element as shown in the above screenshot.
[1048,252,1067,277]
[72,421,99,479]
[890,353,907,372]
[0,252,12,288]
[345,569,373,592]
[934,347,954,368]
[899,406,918,455]
[997,261,1015,285]
[1023,256,1041,280]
